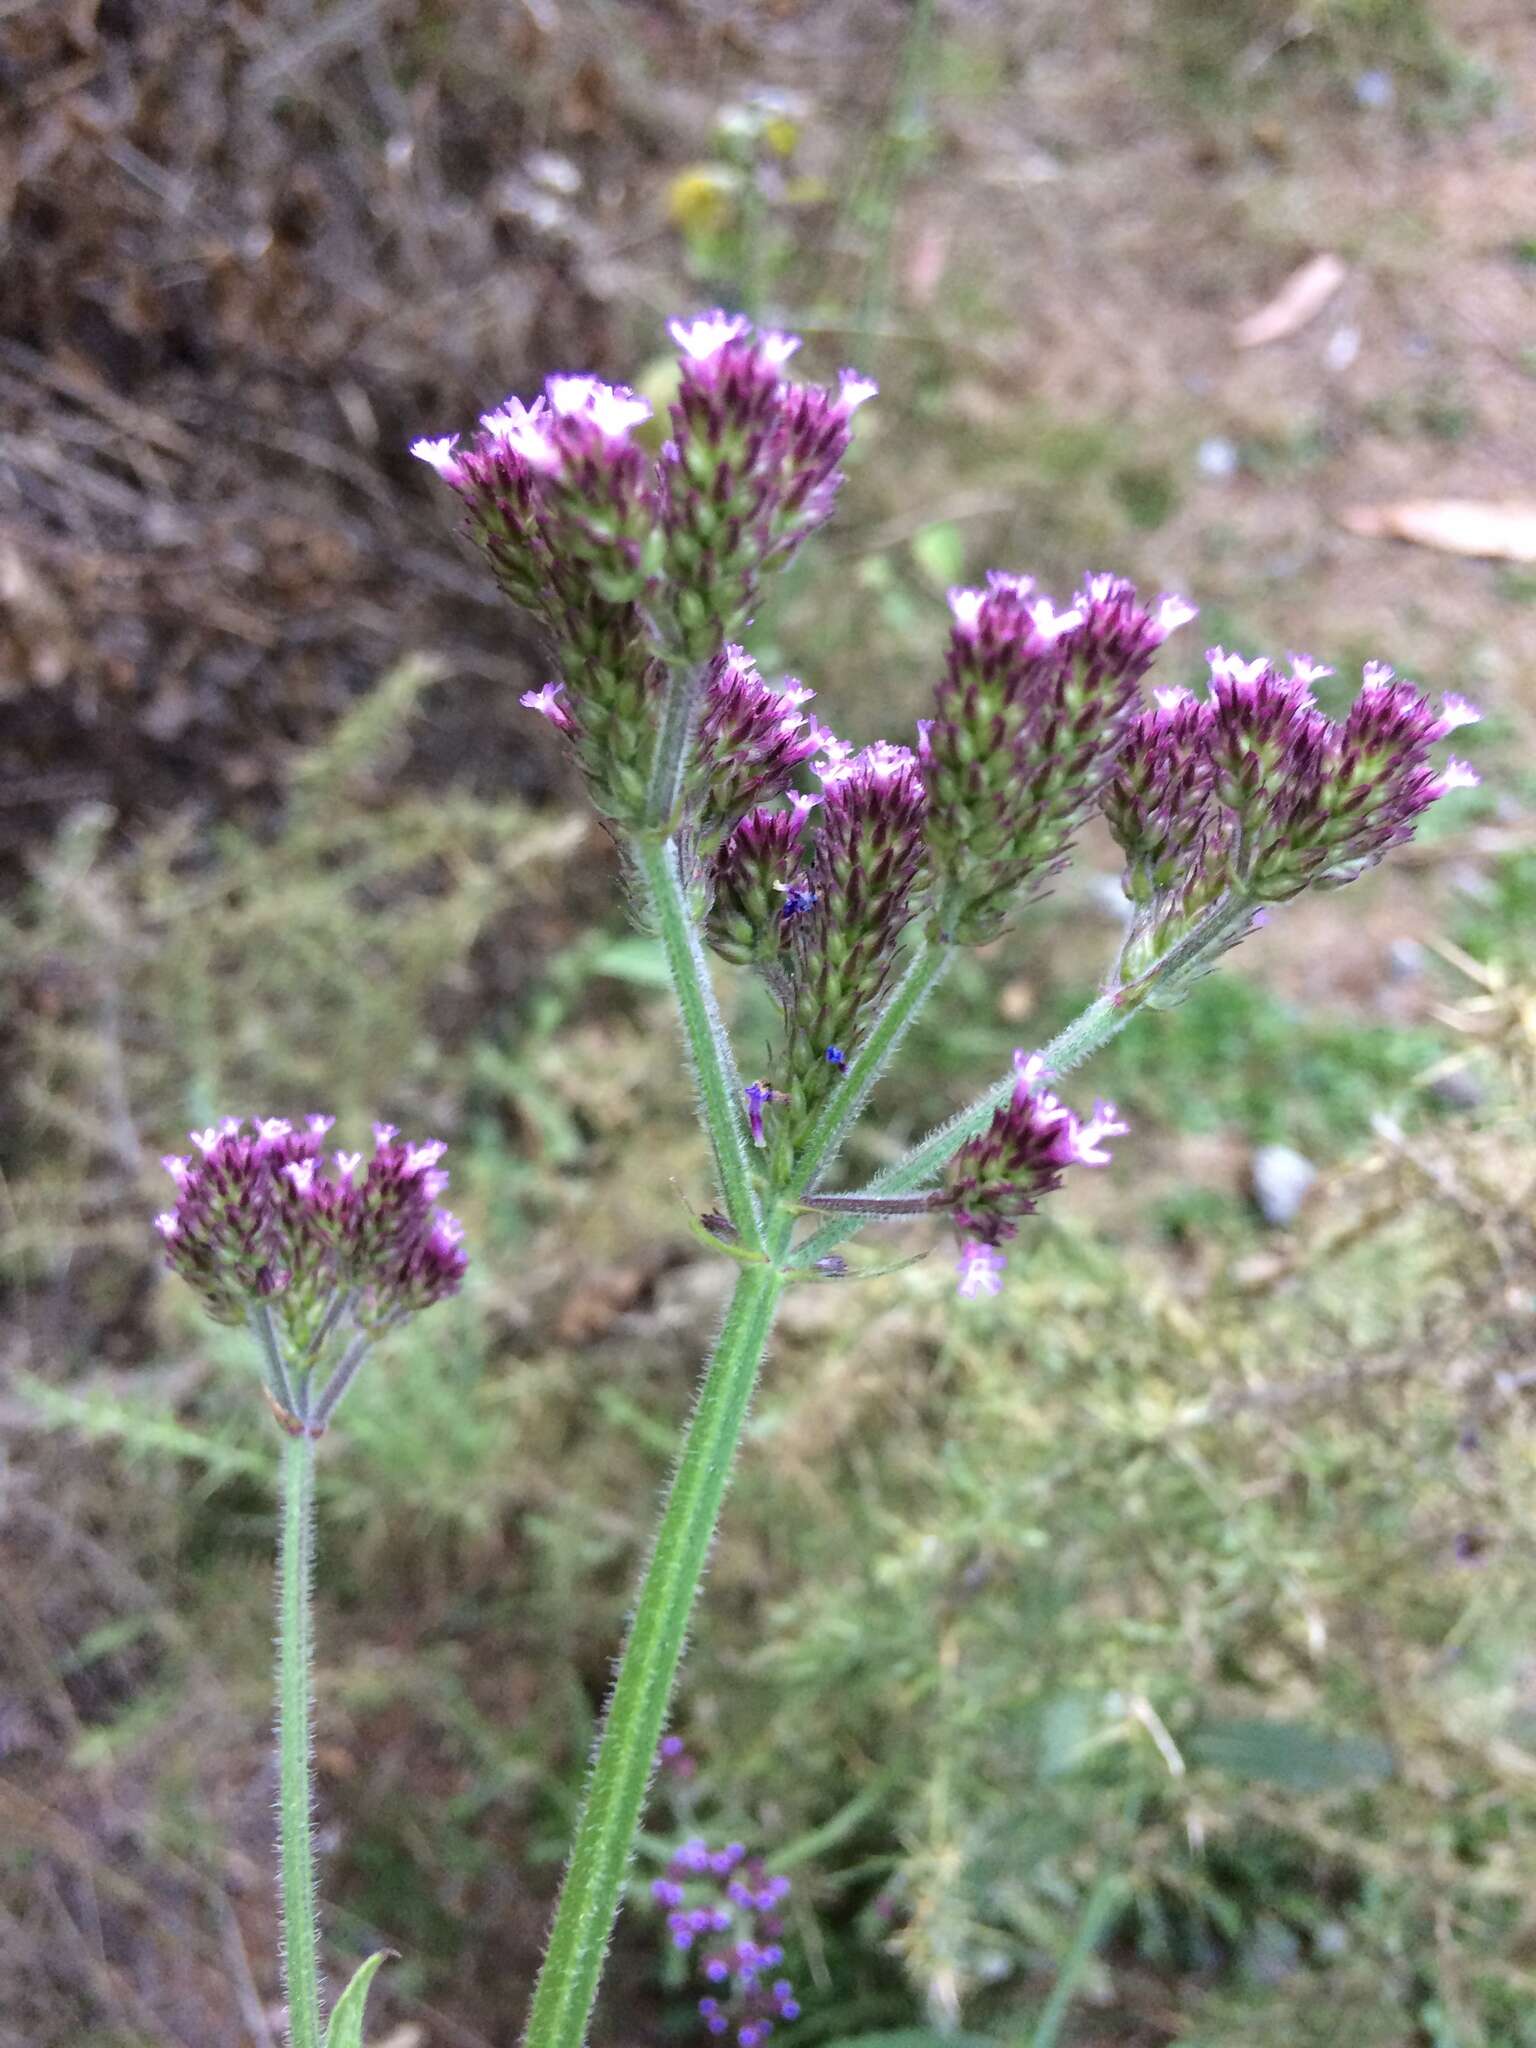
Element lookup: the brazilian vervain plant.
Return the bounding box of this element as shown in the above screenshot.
[159,309,1479,2048]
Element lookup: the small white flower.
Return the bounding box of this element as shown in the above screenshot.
[947,586,985,634]
[1013,1050,1051,1091]
[956,1241,1007,1300]
[1073,1100,1129,1168]
[410,435,463,480]
[1437,758,1480,793]
[1438,693,1480,734]
[546,375,651,439]
[835,371,878,415]
[669,311,747,360]
[1028,598,1082,643]
[521,682,568,722]
[1208,647,1268,690]
[1155,594,1198,638]
[155,1211,180,1240]
[482,399,561,473]
[759,329,802,367]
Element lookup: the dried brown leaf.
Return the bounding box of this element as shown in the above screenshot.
[1338,499,1536,562]
[1233,253,1347,348]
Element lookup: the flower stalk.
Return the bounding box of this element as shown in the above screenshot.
[278,1428,323,2048]
[634,833,766,1251]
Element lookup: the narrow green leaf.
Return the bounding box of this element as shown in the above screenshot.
[1188,1716,1394,1791]
[322,1949,392,2048]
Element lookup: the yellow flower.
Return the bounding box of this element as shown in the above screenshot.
[666,165,737,235]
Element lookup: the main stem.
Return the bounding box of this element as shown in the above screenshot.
[634,833,765,1251]
[521,1257,787,2048]
[277,1430,323,2048]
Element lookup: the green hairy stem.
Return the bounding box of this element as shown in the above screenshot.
[520,1260,786,2048]
[790,940,951,1195]
[644,660,705,833]
[635,834,766,1252]
[277,1429,324,2048]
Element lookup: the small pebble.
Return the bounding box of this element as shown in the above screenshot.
[1324,324,1360,372]
[1429,1067,1485,1112]
[1385,937,1425,982]
[1250,1144,1317,1227]
[1354,69,1395,109]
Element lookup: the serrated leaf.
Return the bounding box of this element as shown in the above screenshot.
[323,1950,393,2048]
[1188,1717,1393,1791]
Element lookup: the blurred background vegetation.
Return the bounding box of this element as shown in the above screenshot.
[3,1,1535,2043]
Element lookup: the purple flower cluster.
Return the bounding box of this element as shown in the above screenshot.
[779,741,929,1149]
[652,1833,798,2048]
[920,572,1195,941]
[1103,649,1480,983]
[664,313,876,659]
[414,314,873,823]
[156,1116,467,1346]
[946,1053,1127,1293]
[708,798,820,969]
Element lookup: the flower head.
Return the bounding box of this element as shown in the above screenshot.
[693,646,832,845]
[659,312,875,657]
[708,800,818,968]
[652,1825,800,2046]
[773,743,928,1143]
[921,571,1193,941]
[946,1053,1127,1248]
[155,1118,468,1397]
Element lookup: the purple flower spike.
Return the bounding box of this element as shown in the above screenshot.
[946,1053,1127,1250]
[783,742,928,1140]
[708,801,817,968]
[921,570,1193,942]
[693,646,832,846]
[1101,685,1217,908]
[1206,651,1483,901]
[1103,644,1482,992]
[660,310,874,658]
